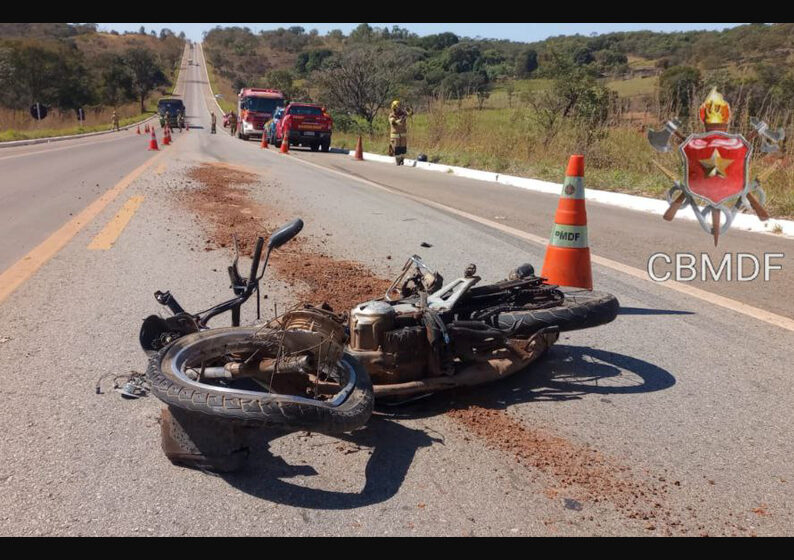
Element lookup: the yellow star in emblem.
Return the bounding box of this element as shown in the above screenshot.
[699,149,733,179]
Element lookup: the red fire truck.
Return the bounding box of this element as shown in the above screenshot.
[236,88,285,141]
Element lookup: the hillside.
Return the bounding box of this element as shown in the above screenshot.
[203,23,794,218]
[0,23,185,138]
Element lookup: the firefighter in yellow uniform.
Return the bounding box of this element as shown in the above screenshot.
[111,110,120,131]
[228,111,238,137]
[388,99,411,166]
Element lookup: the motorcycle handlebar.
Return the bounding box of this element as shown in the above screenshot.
[248,237,265,288]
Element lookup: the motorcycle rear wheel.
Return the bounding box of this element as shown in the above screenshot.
[496,289,619,335]
[147,327,374,433]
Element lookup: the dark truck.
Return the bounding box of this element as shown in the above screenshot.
[157,98,185,128]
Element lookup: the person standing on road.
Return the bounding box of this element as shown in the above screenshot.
[388,100,411,166]
[177,110,185,133]
[161,111,170,130]
[111,110,120,132]
[228,111,238,137]
[210,112,217,134]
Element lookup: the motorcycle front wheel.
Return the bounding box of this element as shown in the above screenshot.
[146,327,374,434]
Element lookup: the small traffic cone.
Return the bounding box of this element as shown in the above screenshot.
[354,135,363,161]
[163,126,171,146]
[540,155,592,290]
[280,137,289,154]
[148,128,159,151]
[136,125,141,135]
[261,133,268,149]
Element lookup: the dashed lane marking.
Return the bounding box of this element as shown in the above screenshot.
[0,153,164,305]
[87,196,145,250]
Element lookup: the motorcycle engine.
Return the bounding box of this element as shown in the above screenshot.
[348,300,430,384]
[349,301,395,351]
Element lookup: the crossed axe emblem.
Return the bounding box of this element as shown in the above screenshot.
[648,116,785,245]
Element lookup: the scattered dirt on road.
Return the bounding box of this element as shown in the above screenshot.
[181,163,390,312]
[446,404,690,535]
[179,162,746,536]
[273,250,391,314]
[183,163,265,256]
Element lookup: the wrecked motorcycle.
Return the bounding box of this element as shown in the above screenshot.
[140,219,619,436]
[140,218,374,435]
[348,256,618,400]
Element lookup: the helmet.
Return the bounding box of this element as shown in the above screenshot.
[508,263,535,281]
[391,99,401,111]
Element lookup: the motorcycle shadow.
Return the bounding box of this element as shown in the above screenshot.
[220,417,440,509]
[376,344,677,420]
[216,345,673,507]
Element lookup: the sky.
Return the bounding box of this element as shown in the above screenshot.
[97,23,745,43]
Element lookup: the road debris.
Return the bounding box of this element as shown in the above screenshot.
[179,163,391,312]
[95,371,150,399]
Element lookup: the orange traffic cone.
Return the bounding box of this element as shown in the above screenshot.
[136,125,141,135]
[163,127,171,146]
[540,155,592,290]
[261,133,268,149]
[280,137,289,154]
[148,128,159,151]
[354,136,363,161]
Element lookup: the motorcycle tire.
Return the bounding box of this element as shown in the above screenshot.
[146,327,374,434]
[497,289,619,335]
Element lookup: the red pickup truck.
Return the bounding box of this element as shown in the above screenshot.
[274,103,333,152]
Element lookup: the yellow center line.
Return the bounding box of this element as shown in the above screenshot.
[0,152,165,305]
[87,196,145,250]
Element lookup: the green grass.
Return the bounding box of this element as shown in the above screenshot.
[206,62,794,219]
[0,48,184,143]
[606,75,658,97]
[205,60,236,114]
[0,113,157,142]
[333,102,794,218]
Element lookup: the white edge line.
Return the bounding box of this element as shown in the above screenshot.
[343,155,794,241]
[195,44,794,333]
[288,149,794,333]
[0,45,191,150]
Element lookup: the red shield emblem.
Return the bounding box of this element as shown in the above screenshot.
[680,132,751,206]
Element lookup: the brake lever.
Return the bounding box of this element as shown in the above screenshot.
[231,234,241,275]
[154,290,186,315]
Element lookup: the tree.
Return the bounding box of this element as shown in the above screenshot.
[295,48,333,75]
[659,66,701,116]
[2,43,64,107]
[124,47,168,113]
[100,55,134,107]
[573,46,595,66]
[442,42,481,73]
[529,90,568,147]
[349,24,374,43]
[515,48,538,77]
[419,32,459,51]
[313,45,411,131]
[264,69,299,99]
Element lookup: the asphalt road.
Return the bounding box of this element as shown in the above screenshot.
[0,42,791,536]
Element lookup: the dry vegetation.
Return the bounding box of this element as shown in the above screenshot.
[206,23,794,218]
[0,24,184,140]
